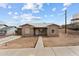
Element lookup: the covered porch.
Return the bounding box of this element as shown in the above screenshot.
[33,27,47,36]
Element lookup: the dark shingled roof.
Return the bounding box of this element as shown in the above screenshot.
[71,18,79,21]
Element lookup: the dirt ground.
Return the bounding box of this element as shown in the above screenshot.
[0,36,38,49]
[0,36,7,39]
[43,29,79,47]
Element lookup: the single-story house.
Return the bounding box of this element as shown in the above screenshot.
[0,26,17,36]
[20,23,60,37]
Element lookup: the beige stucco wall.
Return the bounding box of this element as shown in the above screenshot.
[21,24,59,37]
[22,25,34,36]
[47,25,59,37]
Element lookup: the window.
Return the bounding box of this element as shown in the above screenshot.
[52,30,54,33]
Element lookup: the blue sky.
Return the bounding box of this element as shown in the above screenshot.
[0,3,79,26]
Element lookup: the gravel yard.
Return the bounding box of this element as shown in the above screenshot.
[0,36,38,49]
[43,29,79,47]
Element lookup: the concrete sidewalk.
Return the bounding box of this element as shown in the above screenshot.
[0,46,79,56]
[35,36,44,48]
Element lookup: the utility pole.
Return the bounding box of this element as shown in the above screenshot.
[65,10,67,34]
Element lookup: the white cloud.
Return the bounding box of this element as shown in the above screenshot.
[62,7,67,11]
[8,12,18,19]
[62,3,72,11]
[19,14,41,24]
[22,3,34,10]
[0,3,8,8]
[20,14,41,21]
[8,12,12,15]
[8,5,12,9]
[12,13,41,22]
[32,10,40,13]
[8,11,18,16]
[20,14,32,20]
[12,15,18,19]
[63,3,72,7]
[14,12,18,15]
[22,3,43,13]
[52,8,56,12]
[5,20,19,26]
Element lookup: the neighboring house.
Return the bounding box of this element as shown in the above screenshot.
[71,13,79,24]
[0,26,17,36]
[20,23,60,37]
[68,13,79,30]
[0,24,8,29]
[61,13,79,30]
